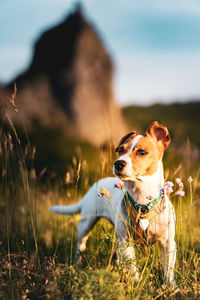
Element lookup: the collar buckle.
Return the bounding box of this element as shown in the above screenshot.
[140,204,148,214]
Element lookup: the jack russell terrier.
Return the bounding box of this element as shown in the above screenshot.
[50,121,176,286]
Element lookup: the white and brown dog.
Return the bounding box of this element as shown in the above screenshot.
[50,121,176,285]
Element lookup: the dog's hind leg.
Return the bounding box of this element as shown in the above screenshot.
[74,215,100,263]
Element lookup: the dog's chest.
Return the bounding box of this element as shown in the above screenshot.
[146,210,168,244]
[122,197,168,245]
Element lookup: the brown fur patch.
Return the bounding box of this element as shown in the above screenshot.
[128,122,170,176]
[129,136,161,176]
[146,121,170,151]
[115,131,136,154]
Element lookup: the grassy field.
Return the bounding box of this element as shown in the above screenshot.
[0,103,200,299]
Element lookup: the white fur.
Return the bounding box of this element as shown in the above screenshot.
[113,135,143,180]
[50,137,176,286]
[126,160,165,204]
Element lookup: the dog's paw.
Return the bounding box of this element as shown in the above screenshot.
[169,279,176,288]
[133,271,140,282]
[126,265,140,281]
[73,250,82,265]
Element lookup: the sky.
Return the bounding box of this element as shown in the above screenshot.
[1,0,200,106]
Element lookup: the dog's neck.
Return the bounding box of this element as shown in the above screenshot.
[124,160,164,205]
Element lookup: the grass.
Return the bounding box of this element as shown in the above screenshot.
[0,103,200,299]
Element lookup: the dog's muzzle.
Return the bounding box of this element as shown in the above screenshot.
[114,160,126,172]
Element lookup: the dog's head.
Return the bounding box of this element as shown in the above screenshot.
[113,121,170,181]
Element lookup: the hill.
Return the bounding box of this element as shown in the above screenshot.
[122,101,200,148]
[0,7,127,145]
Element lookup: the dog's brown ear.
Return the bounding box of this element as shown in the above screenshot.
[146,121,170,151]
[115,131,136,153]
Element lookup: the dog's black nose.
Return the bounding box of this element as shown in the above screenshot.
[114,160,126,171]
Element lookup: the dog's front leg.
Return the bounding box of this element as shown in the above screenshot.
[118,241,139,281]
[161,238,176,286]
[160,206,177,286]
[115,219,139,280]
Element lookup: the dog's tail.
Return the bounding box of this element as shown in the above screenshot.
[49,201,82,215]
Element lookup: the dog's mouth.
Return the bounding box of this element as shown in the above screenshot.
[114,170,122,176]
[113,166,141,182]
[113,168,129,181]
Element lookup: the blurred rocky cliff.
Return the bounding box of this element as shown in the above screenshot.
[0,7,127,145]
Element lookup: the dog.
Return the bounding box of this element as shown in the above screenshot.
[50,121,176,286]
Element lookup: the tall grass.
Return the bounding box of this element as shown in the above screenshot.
[0,98,200,299]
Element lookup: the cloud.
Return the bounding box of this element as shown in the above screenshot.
[115,51,200,105]
[1,0,200,105]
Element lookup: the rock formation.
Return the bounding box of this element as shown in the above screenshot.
[1,7,127,145]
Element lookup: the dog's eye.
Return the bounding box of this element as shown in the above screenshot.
[136,149,147,156]
[115,147,124,154]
